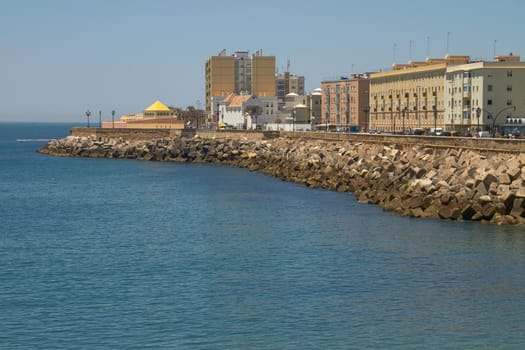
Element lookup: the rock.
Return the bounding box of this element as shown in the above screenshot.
[38,133,525,226]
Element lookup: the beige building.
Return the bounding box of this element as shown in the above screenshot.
[280,93,309,124]
[126,118,184,130]
[143,100,173,119]
[321,74,370,131]
[205,50,276,120]
[276,72,305,109]
[444,54,524,135]
[102,100,183,129]
[368,56,470,133]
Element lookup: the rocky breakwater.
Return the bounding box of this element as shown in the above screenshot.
[39,135,525,225]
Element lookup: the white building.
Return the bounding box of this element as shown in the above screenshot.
[444,54,524,134]
[218,94,277,129]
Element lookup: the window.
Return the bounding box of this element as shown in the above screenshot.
[507,70,513,77]
[488,99,493,105]
[507,85,512,91]
[507,99,512,106]
[488,85,493,91]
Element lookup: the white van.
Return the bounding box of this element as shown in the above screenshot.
[475,131,490,138]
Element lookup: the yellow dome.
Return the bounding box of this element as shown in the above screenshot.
[144,100,170,112]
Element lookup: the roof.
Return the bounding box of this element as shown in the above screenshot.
[144,100,170,112]
[224,94,253,107]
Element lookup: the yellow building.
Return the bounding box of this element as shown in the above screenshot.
[102,100,183,129]
[369,56,469,133]
[126,118,184,129]
[143,100,173,119]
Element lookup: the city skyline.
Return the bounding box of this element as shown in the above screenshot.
[1,0,524,122]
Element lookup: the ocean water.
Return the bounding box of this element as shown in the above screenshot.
[1,122,525,349]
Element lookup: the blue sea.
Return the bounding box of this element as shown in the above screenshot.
[1,122,525,349]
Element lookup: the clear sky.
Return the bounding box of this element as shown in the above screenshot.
[1,0,524,122]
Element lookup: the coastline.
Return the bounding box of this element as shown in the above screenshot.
[38,130,525,226]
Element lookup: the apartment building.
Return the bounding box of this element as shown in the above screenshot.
[444,54,524,135]
[369,56,470,133]
[205,50,276,121]
[321,74,370,131]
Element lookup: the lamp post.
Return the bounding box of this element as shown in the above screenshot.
[402,107,407,134]
[488,105,515,137]
[363,106,370,132]
[433,105,437,135]
[292,108,296,132]
[111,110,115,128]
[99,110,102,128]
[393,112,396,134]
[85,109,91,128]
[475,107,481,132]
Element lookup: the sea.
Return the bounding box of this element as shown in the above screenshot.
[1,122,524,349]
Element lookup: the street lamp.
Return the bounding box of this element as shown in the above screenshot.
[393,112,396,133]
[292,107,296,132]
[85,109,91,128]
[402,107,407,134]
[363,106,370,132]
[111,110,115,128]
[433,105,437,135]
[488,105,515,137]
[475,107,481,132]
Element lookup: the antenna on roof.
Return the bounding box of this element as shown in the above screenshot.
[493,39,497,59]
[287,59,290,73]
[446,32,450,56]
[409,39,413,61]
[426,36,430,59]
[393,43,397,64]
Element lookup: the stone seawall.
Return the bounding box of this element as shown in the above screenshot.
[38,133,525,225]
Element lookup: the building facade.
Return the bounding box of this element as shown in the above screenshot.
[368,56,470,133]
[444,54,524,135]
[309,88,322,128]
[276,72,305,110]
[102,100,183,129]
[218,93,277,130]
[321,74,370,131]
[279,93,309,124]
[205,50,276,120]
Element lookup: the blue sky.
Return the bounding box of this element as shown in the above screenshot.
[1,0,524,121]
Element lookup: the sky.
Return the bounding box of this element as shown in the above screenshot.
[1,0,524,122]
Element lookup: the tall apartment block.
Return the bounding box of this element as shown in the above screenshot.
[205,50,276,120]
[321,74,370,131]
